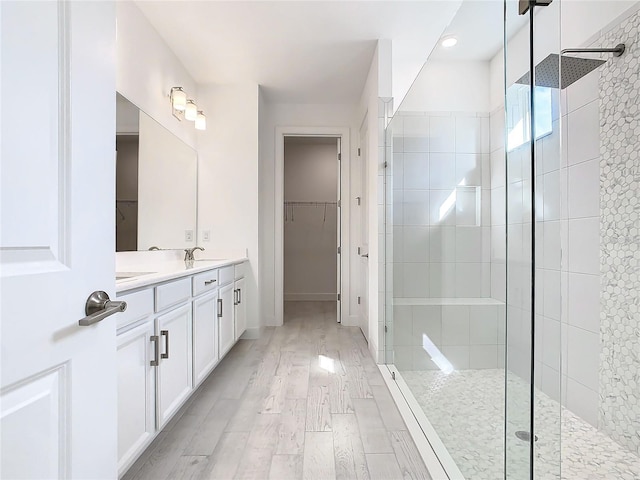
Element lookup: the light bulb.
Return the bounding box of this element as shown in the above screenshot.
[195,111,206,131]
[185,100,197,121]
[171,87,186,111]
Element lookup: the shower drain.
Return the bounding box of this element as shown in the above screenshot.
[515,431,539,442]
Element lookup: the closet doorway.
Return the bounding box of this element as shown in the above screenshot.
[283,136,341,323]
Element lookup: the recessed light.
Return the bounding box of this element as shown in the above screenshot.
[441,36,458,48]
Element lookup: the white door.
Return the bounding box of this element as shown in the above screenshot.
[117,321,156,475]
[156,304,193,429]
[0,2,117,478]
[234,277,247,340]
[192,291,219,387]
[336,138,342,323]
[218,283,235,357]
[359,121,370,339]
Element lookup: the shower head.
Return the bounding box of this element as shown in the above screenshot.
[515,54,605,89]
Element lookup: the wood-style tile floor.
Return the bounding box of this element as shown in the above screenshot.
[123,301,431,480]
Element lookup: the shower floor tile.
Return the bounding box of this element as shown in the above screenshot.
[401,369,640,480]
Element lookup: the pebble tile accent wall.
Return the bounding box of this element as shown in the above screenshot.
[597,9,640,456]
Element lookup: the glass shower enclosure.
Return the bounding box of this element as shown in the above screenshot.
[382,0,640,478]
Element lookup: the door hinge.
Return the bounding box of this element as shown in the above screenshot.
[383,161,388,168]
[391,371,396,380]
[337,200,341,208]
[358,148,361,156]
[337,293,341,301]
[338,153,342,161]
[337,246,341,255]
[384,325,388,332]
[357,296,361,305]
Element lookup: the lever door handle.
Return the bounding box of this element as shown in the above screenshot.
[361,253,369,258]
[78,291,127,326]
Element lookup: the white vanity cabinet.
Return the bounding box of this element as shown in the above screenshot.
[116,260,248,478]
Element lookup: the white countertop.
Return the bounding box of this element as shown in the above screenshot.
[115,257,247,293]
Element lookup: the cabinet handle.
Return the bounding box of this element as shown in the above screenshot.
[217,298,223,318]
[161,330,169,359]
[150,335,160,366]
[204,279,217,286]
[238,288,242,304]
[234,289,238,306]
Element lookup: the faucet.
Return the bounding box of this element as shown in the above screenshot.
[148,246,161,251]
[184,246,204,262]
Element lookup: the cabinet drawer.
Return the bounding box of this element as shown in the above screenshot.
[234,261,248,280]
[192,269,219,297]
[116,289,154,330]
[155,278,191,313]
[219,265,234,286]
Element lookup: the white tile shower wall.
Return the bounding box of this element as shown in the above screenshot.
[393,302,501,371]
[393,111,491,300]
[596,10,640,455]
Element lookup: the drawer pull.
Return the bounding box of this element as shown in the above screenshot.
[150,335,160,366]
[161,330,169,359]
[217,298,223,318]
[204,279,217,286]
[238,288,242,304]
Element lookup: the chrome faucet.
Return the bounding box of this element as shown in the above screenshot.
[184,246,204,262]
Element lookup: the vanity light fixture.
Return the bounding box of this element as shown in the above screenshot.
[441,36,458,48]
[185,100,198,121]
[195,111,206,131]
[169,87,206,130]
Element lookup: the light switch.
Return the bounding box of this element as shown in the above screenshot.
[185,230,194,242]
[203,230,211,242]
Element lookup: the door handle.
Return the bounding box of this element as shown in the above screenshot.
[78,291,127,326]
[217,298,223,318]
[150,335,160,366]
[238,288,241,304]
[361,253,369,258]
[161,330,169,359]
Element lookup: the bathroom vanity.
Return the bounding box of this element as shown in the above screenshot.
[114,256,248,476]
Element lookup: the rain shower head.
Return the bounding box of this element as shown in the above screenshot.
[515,54,605,89]
[515,43,625,90]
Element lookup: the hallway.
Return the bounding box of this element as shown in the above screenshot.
[123,301,431,480]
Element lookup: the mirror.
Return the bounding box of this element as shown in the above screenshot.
[116,93,197,251]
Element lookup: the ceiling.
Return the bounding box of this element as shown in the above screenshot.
[135,1,462,105]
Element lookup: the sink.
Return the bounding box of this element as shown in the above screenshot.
[194,258,227,262]
[116,271,155,281]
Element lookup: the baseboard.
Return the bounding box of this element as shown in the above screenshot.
[241,326,263,339]
[283,293,337,301]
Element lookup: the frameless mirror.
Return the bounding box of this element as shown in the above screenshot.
[116,93,197,251]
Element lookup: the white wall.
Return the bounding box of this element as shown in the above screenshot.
[284,141,338,300]
[116,1,198,149]
[259,103,357,328]
[400,61,491,113]
[197,83,260,335]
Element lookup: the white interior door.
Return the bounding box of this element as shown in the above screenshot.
[1,2,118,478]
[359,121,369,339]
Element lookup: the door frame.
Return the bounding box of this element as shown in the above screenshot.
[275,126,350,325]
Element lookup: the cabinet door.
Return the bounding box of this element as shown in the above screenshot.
[192,291,218,387]
[156,304,193,429]
[117,320,156,476]
[218,283,236,358]
[234,277,247,340]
